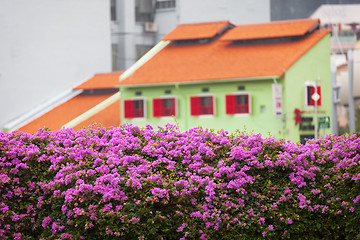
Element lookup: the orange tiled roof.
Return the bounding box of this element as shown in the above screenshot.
[18,92,120,134]
[74,71,123,90]
[162,21,233,41]
[119,19,329,86]
[73,100,120,130]
[221,18,320,41]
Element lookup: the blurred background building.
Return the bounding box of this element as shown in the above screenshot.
[310,4,360,133]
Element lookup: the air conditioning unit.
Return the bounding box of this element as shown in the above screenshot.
[144,22,157,32]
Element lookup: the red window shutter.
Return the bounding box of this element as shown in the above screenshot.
[317,86,322,106]
[307,86,314,106]
[169,98,176,116]
[124,100,134,118]
[226,95,235,114]
[153,98,163,117]
[209,96,214,115]
[245,94,250,113]
[190,96,200,116]
[308,86,321,106]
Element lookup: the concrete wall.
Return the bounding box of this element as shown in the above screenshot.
[0,0,111,131]
[154,8,178,41]
[179,0,270,24]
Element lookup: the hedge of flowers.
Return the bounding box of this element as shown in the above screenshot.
[0,124,360,239]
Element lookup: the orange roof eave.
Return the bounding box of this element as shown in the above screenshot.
[119,75,280,87]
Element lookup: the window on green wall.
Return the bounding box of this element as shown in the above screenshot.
[153,97,176,117]
[190,95,215,116]
[124,98,146,118]
[226,93,251,114]
[304,85,321,107]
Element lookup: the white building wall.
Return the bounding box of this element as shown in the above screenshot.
[154,8,179,41]
[113,0,136,69]
[178,0,270,25]
[0,0,111,131]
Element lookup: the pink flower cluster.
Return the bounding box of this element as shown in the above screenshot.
[0,124,359,239]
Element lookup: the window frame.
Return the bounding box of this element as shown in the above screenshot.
[124,97,146,119]
[153,96,177,118]
[225,92,251,115]
[135,0,154,23]
[155,0,176,10]
[110,0,117,21]
[190,94,216,117]
[304,83,321,108]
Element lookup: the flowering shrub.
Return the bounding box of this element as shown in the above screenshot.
[0,124,360,239]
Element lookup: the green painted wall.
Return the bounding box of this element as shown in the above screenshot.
[282,34,332,141]
[120,79,285,139]
[120,34,332,143]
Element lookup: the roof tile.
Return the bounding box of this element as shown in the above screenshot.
[19,92,119,134]
[73,100,120,130]
[74,71,122,90]
[119,19,329,86]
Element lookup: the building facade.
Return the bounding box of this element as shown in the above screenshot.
[118,19,332,143]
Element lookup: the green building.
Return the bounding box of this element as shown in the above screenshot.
[118,19,332,143]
